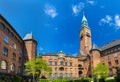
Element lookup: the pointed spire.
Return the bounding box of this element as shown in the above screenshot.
[82,12,87,22]
[81,12,88,27]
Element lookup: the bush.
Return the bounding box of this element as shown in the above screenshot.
[80,78,91,82]
[11,76,22,82]
[52,79,70,82]
[39,79,50,82]
[105,79,116,82]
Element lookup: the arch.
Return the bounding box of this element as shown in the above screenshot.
[78,71,83,77]
[1,60,7,70]
[11,63,15,72]
[59,67,64,71]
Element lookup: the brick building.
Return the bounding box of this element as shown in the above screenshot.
[0,15,37,76]
[0,13,120,79]
[42,51,78,78]
[41,14,120,78]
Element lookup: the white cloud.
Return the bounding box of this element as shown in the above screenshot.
[115,15,120,28]
[44,4,58,18]
[99,14,120,30]
[72,2,85,16]
[99,15,112,26]
[87,0,95,5]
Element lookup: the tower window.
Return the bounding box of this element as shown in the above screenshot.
[86,32,90,37]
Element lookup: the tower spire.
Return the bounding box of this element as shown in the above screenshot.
[81,12,88,27]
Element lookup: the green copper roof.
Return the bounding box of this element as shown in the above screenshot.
[81,14,89,28]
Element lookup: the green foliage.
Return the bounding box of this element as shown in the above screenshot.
[52,79,70,82]
[0,75,22,82]
[39,79,50,82]
[93,63,109,79]
[79,78,91,82]
[11,76,22,82]
[24,57,52,79]
[105,79,116,82]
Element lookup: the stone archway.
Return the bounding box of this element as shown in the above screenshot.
[78,71,83,77]
[59,67,64,71]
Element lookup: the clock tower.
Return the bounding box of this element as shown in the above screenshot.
[80,14,92,55]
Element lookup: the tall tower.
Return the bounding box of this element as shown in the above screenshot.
[80,14,92,55]
[23,33,37,60]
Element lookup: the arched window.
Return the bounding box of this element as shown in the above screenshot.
[11,63,15,72]
[1,60,7,70]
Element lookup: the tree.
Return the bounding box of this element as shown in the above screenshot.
[93,63,109,79]
[24,57,52,81]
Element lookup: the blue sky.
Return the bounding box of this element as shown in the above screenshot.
[0,0,120,55]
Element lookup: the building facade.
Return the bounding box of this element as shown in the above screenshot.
[41,14,120,78]
[42,51,78,78]
[0,15,37,76]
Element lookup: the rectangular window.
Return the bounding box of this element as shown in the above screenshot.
[70,68,72,71]
[65,62,67,66]
[55,68,57,71]
[13,43,16,49]
[54,73,57,77]
[18,57,21,63]
[19,49,22,54]
[2,47,8,56]
[5,27,10,33]
[70,62,72,66]
[114,53,118,58]
[60,61,63,65]
[115,60,119,65]
[12,53,16,60]
[55,62,57,66]
[4,36,9,44]
[108,62,111,66]
[49,61,52,65]
[108,56,111,60]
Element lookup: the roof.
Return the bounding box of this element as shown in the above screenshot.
[41,52,77,58]
[92,44,101,50]
[82,14,87,22]
[81,13,89,29]
[79,50,86,56]
[101,39,120,51]
[0,14,23,42]
[42,53,57,56]
[23,32,35,40]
